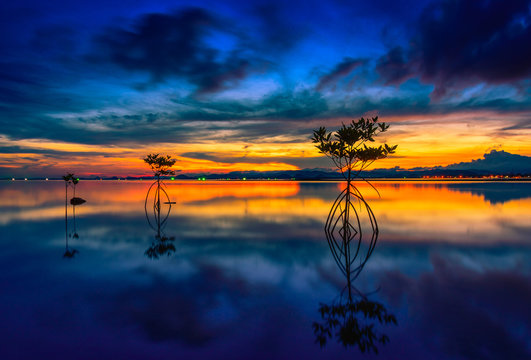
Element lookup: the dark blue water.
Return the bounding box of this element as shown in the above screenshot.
[0,180,530,359]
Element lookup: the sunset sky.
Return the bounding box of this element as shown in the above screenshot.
[1,0,530,177]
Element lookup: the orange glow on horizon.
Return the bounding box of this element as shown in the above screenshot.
[1,110,530,176]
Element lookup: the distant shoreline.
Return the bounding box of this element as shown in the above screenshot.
[2,178,531,182]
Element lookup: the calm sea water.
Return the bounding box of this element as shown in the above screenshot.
[0,180,530,359]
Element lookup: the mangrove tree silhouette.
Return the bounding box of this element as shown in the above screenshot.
[311,118,397,352]
[311,116,397,184]
[62,173,86,258]
[144,154,176,259]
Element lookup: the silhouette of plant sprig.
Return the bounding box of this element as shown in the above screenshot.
[312,116,397,181]
[144,153,177,178]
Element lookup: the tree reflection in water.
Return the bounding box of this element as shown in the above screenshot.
[62,174,85,258]
[144,178,176,259]
[313,181,396,353]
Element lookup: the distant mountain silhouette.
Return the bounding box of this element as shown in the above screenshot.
[169,150,530,179]
[443,150,531,174]
[6,151,529,181]
[363,150,531,178]
[196,150,529,179]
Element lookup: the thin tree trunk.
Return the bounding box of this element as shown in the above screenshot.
[157,176,161,238]
[345,177,352,302]
[65,182,68,249]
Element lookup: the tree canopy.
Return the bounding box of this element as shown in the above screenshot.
[62,173,79,185]
[144,153,177,177]
[312,116,397,180]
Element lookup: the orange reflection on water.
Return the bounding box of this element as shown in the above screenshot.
[0,180,529,245]
[164,181,300,204]
[0,181,300,205]
[359,182,531,243]
[0,181,303,223]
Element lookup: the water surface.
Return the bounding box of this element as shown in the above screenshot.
[1,180,530,359]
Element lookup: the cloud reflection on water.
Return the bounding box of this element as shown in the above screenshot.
[0,180,530,359]
[380,254,531,359]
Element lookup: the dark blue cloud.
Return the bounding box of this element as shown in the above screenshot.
[376,47,412,86]
[316,57,366,91]
[91,8,250,94]
[250,2,308,52]
[377,0,531,98]
[89,5,309,95]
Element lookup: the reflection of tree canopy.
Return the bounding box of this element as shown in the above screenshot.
[145,234,176,259]
[314,296,397,353]
[63,248,79,258]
